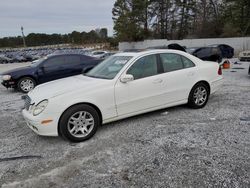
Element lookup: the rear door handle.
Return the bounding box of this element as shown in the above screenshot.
[153,79,163,84]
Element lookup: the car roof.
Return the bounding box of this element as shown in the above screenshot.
[47,53,91,58]
[208,44,231,47]
[114,49,189,57]
[186,47,200,49]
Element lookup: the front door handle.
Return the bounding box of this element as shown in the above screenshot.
[153,79,163,84]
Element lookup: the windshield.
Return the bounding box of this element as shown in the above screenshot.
[30,57,46,67]
[85,56,132,79]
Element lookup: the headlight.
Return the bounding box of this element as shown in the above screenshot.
[2,75,11,81]
[33,100,48,116]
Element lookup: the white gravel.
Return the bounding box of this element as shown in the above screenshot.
[0,60,250,187]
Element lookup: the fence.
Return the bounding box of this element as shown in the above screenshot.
[119,37,250,54]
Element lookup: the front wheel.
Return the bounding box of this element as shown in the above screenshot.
[59,104,100,142]
[17,77,36,93]
[188,83,209,109]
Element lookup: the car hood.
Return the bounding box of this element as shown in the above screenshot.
[28,75,109,102]
[0,66,33,75]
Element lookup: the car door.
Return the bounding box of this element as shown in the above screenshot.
[158,53,197,103]
[115,54,165,116]
[37,56,67,83]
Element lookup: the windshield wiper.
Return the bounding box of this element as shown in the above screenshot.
[84,74,110,79]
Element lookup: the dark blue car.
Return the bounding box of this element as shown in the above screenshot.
[190,44,234,63]
[0,53,102,93]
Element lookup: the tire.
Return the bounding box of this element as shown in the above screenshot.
[59,104,100,142]
[17,77,36,93]
[188,83,209,109]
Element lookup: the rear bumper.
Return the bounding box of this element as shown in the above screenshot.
[210,77,224,94]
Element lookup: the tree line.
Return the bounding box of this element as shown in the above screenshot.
[1,0,249,48]
[0,28,108,48]
[112,0,250,41]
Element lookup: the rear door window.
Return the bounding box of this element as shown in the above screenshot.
[81,55,94,64]
[64,55,81,66]
[43,56,65,69]
[159,53,184,72]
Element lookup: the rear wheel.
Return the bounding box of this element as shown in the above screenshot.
[59,104,100,142]
[17,77,36,93]
[188,83,209,109]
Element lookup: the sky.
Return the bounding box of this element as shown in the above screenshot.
[0,0,116,37]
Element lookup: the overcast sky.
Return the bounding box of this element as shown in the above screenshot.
[0,0,116,37]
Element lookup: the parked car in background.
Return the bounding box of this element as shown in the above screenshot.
[103,52,117,59]
[147,43,186,52]
[91,51,108,59]
[186,47,199,54]
[123,49,143,52]
[239,50,250,61]
[0,54,102,93]
[0,55,13,64]
[190,44,234,63]
[191,46,223,62]
[208,44,234,58]
[22,49,223,142]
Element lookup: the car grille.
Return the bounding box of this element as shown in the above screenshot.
[23,95,31,110]
[243,53,250,56]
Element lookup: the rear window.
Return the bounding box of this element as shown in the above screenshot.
[195,48,211,57]
[181,56,195,68]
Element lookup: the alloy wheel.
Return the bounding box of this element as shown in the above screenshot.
[67,111,95,138]
[20,79,35,92]
[193,86,207,106]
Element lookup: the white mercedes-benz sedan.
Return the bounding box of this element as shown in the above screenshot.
[22,49,223,142]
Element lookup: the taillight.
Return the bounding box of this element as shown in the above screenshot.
[218,66,222,75]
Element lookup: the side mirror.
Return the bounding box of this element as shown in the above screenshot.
[120,74,134,83]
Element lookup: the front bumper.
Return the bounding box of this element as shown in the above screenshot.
[22,109,59,136]
[239,57,250,61]
[1,80,17,88]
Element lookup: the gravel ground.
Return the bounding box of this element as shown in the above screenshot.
[0,60,250,188]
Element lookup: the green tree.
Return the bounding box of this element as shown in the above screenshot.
[99,28,108,39]
[149,0,173,39]
[223,0,250,36]
[70,31,82,44]
[112,0,149,41]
